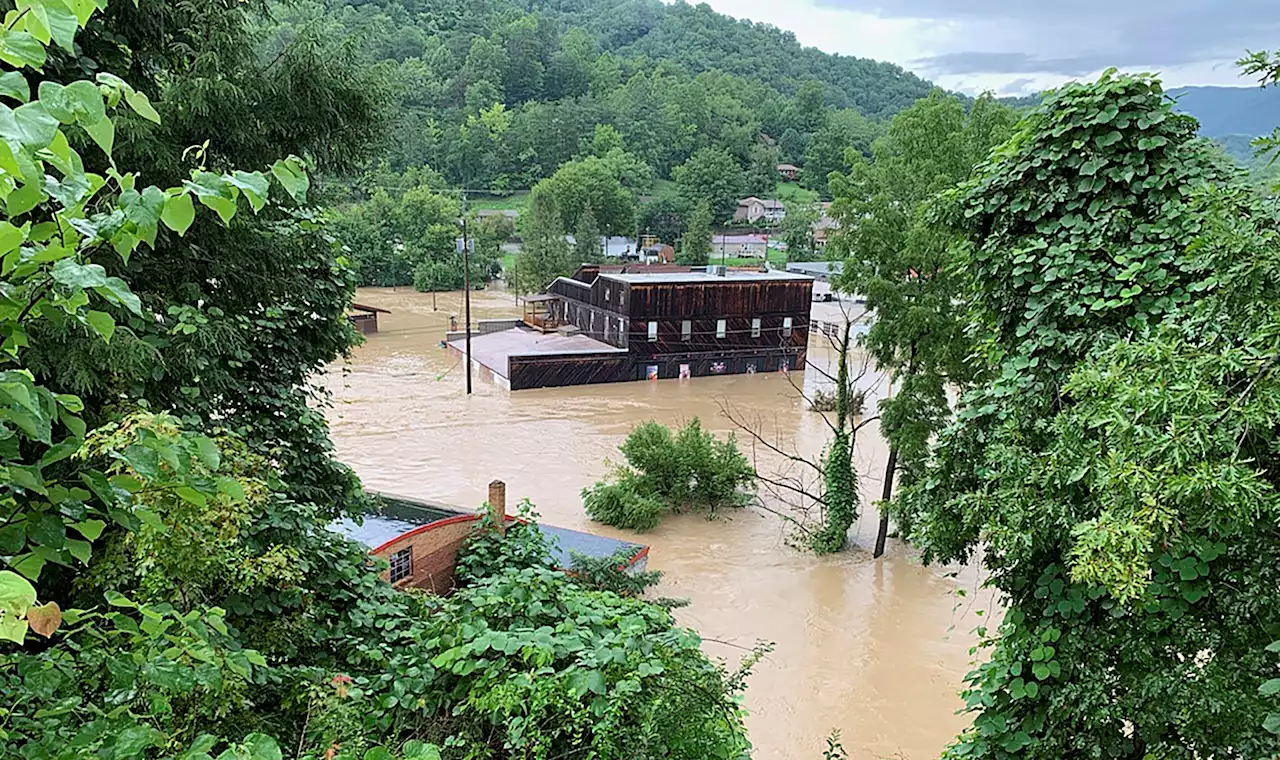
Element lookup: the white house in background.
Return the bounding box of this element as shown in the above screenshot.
[712,233,769,259]
[733,197,786,224]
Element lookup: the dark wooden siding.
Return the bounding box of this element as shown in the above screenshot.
[623,280,811,320]
[547,277,630,313]
[626,315,808,379]
[508,352,633,390]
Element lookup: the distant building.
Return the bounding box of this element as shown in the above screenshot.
[348,302,390,335]
[449,265,814,390]
[733,197,786,224]
[777,163,801,181]
[642,243,676,264]
[713,233,769,259]
[814,203,839,248]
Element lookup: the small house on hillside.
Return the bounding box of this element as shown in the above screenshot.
[777,163,801,181]
[733,197,786,225]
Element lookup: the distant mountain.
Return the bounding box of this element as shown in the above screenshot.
[1166,86,1280,138]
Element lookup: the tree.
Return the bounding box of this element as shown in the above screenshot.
[802,109,882,198]
[673,147,746,223]
[1240,49,1280,166]
[809,323,858,554]
[530,154,637,236]
[829,90,1016,557]
[677,201,713,265]
[574,204,603,262]
[638,196,690,246]
[895,71,1280,758]
[780,203,820,262]
[512,192,575,294]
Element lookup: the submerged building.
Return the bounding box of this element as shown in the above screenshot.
[449,264,814,390]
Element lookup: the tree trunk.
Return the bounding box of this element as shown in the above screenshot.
[873,446,898,558]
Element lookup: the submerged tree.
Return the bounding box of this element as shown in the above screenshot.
[896,71,1280,758]
[830,90,1017,557]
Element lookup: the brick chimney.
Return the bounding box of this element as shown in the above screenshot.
[488,480,507,534]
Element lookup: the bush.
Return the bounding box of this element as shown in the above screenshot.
[583,475,668,532]
[585,419,756,531]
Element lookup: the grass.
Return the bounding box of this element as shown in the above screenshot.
[650,179,680,200]
[467,191,531,213]
[774,182,820,205]
[713,249,787,268]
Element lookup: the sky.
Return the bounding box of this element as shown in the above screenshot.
[674,0,1278,96]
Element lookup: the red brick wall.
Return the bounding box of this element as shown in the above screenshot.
[373,515,482,595]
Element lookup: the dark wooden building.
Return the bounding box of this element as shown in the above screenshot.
[349,302,390,335]
[458,265,812,389]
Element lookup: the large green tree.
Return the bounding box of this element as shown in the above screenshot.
[673,147,745,223]
[896,71,1280,758]
[30,0,386,515]
[829,91,1016,555]
[529,153,636,236]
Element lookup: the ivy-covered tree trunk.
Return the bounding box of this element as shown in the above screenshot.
[812,321,858,554]
[873,446,897,558]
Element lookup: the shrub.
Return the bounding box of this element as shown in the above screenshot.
[582,474,668,532]
[586,419,756,531]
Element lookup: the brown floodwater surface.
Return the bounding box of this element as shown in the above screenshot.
[322,287,992,760]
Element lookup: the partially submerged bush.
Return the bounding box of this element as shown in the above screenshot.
[583,475,667,532]
[584,418,756,531]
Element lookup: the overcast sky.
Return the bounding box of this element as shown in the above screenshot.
[676,0,1277,95]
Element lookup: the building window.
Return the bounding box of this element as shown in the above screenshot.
[716,319,727,339]
[782,317,793,338]
[648,321,659,342]
[389,548,412,583]
[682,320,692,341]
[751,318,761,338]
[605,289,611,302]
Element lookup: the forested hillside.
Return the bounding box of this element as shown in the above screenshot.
[261,0,931,195]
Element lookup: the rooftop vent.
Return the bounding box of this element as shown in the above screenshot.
[709,265,728,277]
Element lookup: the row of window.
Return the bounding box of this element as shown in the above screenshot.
[389,548,412,582]
[649,317,794,342]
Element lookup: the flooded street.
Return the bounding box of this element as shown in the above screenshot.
[324,287,991,760]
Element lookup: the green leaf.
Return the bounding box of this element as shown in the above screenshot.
[6,181,42,217]
[27,511,64,548]
[162,192,195,235]
[51,258,107,288]
[73,519,104,540]
[0,615,28,643]
[1267,640,1280,653]
[1094,130,1123,148]
[0,570,37,612]
[194,436,221,470]
[1261,679,1280,697]
[1266,712,1280,735]
[42,0,79,52]
[271,156,309,202]
[0,71,29,103]
[242,733,281,760]
[401,742,441,760]
[124,89,160,124]
[65,538,90,564]
[0,28,46,69]
[112,725,155,758]
[9,463,48,495]
[82,115,113,156]
[175,486,207,508]
[94,276,141,315]
[0,221,24,256]
[197,193,238,225]
[12,101,59,148]
[9,551,45,580]
[228,171,269,213]
[84,310,114,342]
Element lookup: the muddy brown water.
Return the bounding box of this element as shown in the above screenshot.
[323,286,992,760]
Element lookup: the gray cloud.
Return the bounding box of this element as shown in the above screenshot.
[815,0,1280,78]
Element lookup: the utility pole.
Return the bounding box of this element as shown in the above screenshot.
[462,192,473,395]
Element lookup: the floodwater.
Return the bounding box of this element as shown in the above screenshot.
[323,286,992,760]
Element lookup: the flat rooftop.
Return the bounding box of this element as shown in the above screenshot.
[600,270,814,285]
[447,327,625,379]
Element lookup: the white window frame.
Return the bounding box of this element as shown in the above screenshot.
[751,317,761,338]
[389,548,412,583]
[682,320,692,341]
[648,321,659,342]
[782,317,793,338]
[716,319,727,339]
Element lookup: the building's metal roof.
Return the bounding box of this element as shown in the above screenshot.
[330,493,645,568]
[786,261,845,276]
